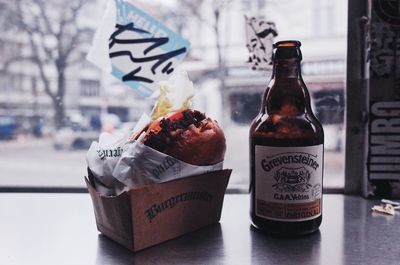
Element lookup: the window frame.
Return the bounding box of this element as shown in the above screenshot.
[0,0,352,195]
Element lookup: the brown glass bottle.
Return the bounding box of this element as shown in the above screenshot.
[249,40,324,235]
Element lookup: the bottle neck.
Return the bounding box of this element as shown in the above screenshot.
[263,58,312,115]
[272,58,301,79]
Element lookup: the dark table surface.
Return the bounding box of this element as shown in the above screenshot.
[1,193,399,265]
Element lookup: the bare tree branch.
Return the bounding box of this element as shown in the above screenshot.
[1,0,92,128]
[35,0,55,36]
[64,27,93,62]
[13,0,55,101]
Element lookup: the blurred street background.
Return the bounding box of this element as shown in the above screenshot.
[0,126,343,189]
[0,0,346,190]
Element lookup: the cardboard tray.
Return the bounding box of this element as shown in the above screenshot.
[86,169,231,252]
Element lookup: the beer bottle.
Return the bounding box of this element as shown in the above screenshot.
[249,40,324,235]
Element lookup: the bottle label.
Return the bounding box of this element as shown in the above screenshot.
[255,145,323,222]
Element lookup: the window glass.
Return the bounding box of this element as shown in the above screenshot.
[0,0,346,189]
[80,80,100,97]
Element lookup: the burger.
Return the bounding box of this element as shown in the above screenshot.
[132,109,226,166]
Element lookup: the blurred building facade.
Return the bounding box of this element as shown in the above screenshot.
[176,0,346,150]
[0,0,150,136]
[0,0,346,141]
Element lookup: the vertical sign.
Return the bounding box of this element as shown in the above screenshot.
[367,0,400,196]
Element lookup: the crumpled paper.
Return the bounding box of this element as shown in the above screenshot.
[151,71,195,120]
[86,131,128,194]
[86,130,222,195]
[371,199,400,216]
[112,141,222,188]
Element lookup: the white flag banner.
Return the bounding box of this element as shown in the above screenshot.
[87,0,190,97]
[245,16,277,71]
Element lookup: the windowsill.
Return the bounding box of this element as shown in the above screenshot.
[0,186,344,194]
[0,193,397,264]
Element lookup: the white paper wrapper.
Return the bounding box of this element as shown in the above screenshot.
[86,113,223,195]
[112,141,223,188]
[86,132,128,195]
[86,113,151,194]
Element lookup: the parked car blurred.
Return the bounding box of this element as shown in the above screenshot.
[53,126,99,150]
[30,115,43,138]
[0,116,17,140]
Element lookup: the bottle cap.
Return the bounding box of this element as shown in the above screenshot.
[273,40,301,48]
[273,40,302,61]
